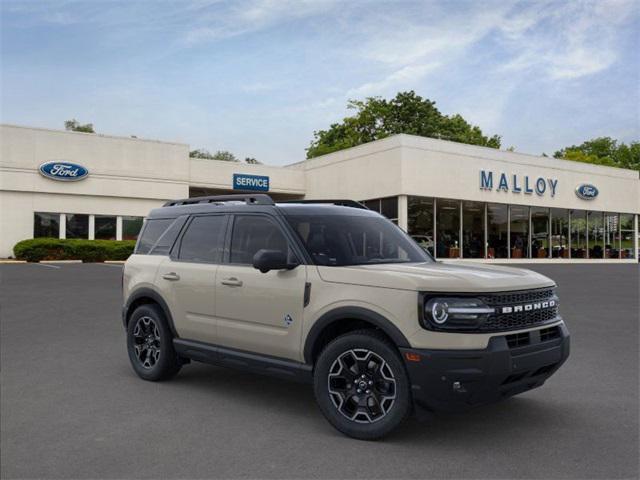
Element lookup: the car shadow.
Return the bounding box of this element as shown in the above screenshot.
[138,361,580,443]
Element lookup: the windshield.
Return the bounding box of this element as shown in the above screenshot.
[285,214,433,266]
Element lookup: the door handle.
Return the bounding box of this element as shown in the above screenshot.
[221,277,243,287]
[162,272,180,281]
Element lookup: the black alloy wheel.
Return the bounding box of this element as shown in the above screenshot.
[314,330,411,440]
[126,304,181,381]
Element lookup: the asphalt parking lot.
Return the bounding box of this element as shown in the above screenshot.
[1,263,638,479]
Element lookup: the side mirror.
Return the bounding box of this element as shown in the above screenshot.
[252,249,298,273]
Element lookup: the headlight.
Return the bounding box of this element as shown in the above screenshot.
[423,297,495,330]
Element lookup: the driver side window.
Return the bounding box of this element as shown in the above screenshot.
[229,215,291,265]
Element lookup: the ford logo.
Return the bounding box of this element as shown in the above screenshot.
[575,183,598,200]
[39,161,89,182]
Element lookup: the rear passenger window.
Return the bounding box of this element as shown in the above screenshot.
[178,215,226,263]
[136,219,173,254]
[230,216,289,264]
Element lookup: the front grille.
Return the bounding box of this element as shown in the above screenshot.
[506,332,530,348]
[478,288,558,332]
[479,288,555,307]
[539,326,561,342]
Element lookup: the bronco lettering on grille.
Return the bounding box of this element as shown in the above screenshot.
[500,299,556,314]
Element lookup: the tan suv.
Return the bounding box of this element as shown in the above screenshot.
[122,194,570,439]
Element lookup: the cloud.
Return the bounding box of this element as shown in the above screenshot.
[347,63,440,97]
[182,0,341,44]
[499,0,637,79]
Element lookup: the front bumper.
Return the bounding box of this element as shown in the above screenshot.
[399,322,570,412]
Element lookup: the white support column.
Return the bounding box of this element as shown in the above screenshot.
[116,216,123,241]
[507,205,511,258]
[634,214,639,260]
[458,201,463,258]
[397,195,408,232]
[59,213,66,239]
[483,203,488,259]
[433,198,437,259]
[88,215,95,240]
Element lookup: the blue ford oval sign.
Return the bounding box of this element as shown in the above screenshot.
[575,184,598,200]
[39,161,89,182]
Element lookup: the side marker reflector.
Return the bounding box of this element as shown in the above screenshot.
[405,352,421,362]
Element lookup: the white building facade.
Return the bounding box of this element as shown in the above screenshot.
[1,124,638,262]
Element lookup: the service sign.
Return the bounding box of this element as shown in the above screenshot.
[39,161,89,182]
[575,184,598,200]
[233,173,269,192]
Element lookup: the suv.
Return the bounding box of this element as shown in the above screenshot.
[122,194,570,440]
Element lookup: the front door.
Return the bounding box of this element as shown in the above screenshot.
[215,214,307,361]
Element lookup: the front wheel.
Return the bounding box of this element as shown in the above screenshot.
[313,330,412,440]
[126,304,181,381]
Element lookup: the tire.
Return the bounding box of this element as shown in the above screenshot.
[126,304,181,381]
[313,329,412,440]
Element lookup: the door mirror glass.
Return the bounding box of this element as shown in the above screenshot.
[252,249,297,273]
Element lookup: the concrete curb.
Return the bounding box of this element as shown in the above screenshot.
[103,260,126,264]
[0,259,27,264]
[39,260,83,264]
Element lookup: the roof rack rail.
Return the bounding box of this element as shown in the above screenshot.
[278,199,368,210]
[163,194,274,207]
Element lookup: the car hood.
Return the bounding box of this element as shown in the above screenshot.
[316,261,555,292]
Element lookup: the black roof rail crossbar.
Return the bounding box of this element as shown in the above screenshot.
[278,199,369,210]
[163,194,274,207]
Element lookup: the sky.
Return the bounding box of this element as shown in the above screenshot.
[1,0,639,165]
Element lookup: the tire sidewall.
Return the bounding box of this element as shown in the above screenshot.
[313,332,411,440]
[126,304,178,381]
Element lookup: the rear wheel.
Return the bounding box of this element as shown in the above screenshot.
[127,304,181,381]
[313,330,411,440]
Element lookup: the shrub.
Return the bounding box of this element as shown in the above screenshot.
[13,238,136,262]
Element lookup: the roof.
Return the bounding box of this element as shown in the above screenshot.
[147,195,375,219]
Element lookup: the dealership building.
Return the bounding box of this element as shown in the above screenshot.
[1,123,638,261]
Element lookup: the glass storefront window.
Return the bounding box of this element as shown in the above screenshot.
[531,207,550,258]
[436,199,460,258]
[510,206,530,259]
[620,214,636,259]
[462,201,484,258]
[603,213,619,259]
[588,211,604,258]
[122,216,144,240]
[551,209,570,258]
[65,214,89,239]
[34,212,59,238]
[408,196,434,255]
[95,215,117,240]
[487,203,508,259]
[380,197,398,221]
[571,210,587,258]
[362,197,398,222]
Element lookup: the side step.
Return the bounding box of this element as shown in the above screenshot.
[173,338,312,384]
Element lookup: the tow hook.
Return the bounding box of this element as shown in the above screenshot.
[452,381,467,393]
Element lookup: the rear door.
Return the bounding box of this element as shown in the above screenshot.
[215,214,307,361]
[156,214,228,344]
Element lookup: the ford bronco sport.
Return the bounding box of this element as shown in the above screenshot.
[122,194,570,440]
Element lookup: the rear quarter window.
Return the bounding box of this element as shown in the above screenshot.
[135,217,185,255]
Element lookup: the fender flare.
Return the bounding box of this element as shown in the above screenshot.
[303,306,411,364]
[123,287,178,338]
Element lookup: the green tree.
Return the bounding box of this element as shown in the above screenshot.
[189,149,215,159]
[64,119,94,133]
[306,91,501,158]
[189,149,239,162]
[554,137,640,171]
